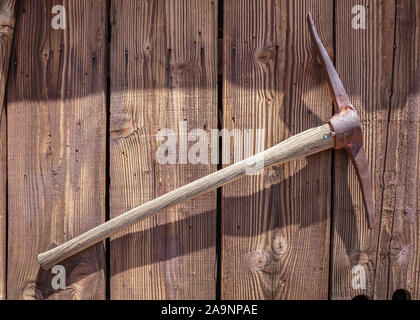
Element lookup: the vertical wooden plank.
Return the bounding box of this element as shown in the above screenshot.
[109,0,217,299]
[377,0,420,299]
[0,66,6,301]
[0,0,16,300]
[7,0,106,299]
[331,0,396,299]
[222,0,333,299]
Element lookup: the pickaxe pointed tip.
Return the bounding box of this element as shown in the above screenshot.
[308,14,376,230]
[307,11,313,21]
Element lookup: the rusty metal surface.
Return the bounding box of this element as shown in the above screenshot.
[329,106,362,150]
[307,12,376,229]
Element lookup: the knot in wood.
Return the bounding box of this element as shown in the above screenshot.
[348,249,369,266]
[144,43,151,51]
[383,170,396,187]
[173,61,194,74]
[272,235,287,256]
[69,261,97,288]
[390,238,413,267]
[255,46,275,65]
[143,43,152,57]
[247,250,270,271]
[41,49,51,61]
[22,281,44,300]
[403,206,416,223]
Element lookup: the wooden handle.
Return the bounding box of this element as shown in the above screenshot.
[38,123,335,269]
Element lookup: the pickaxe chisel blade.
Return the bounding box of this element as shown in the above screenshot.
[38,12,375,270]
[307,12,375,229]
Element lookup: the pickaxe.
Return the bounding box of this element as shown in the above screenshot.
[38,13,375,270]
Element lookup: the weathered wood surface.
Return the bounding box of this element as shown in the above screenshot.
[331,0,420,300]
[330,0,396,300]
[221,0,333,299]
[109,0,218,299]
[376,0,420,299]
[0,0,16,300]
[2,0,420,300]
[0,71,6,301]
[7,0,106,299]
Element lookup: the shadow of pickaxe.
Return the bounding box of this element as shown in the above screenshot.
[37,13,376,271]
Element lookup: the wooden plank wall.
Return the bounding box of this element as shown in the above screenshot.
[331,0,420,300]
[1,0,419,300]
[109,0,217,299]
[7,0,106,299]
[330,0,395,299]
[378,0,420,299]
[0,0,16,300]
[221,0,333,299]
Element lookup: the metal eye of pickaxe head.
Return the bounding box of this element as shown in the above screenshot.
[38,12,375,270]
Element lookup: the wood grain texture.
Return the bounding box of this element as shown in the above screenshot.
[109,0,218,299]
[0,0,15,300]
[0,0,14,104]
[0,86,5,301]
[330,0,396,300]
[7,0,106,299]
[221,0,333,299]
[375,0,420,299]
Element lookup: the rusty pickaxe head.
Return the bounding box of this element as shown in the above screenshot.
[307,13,375,229]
